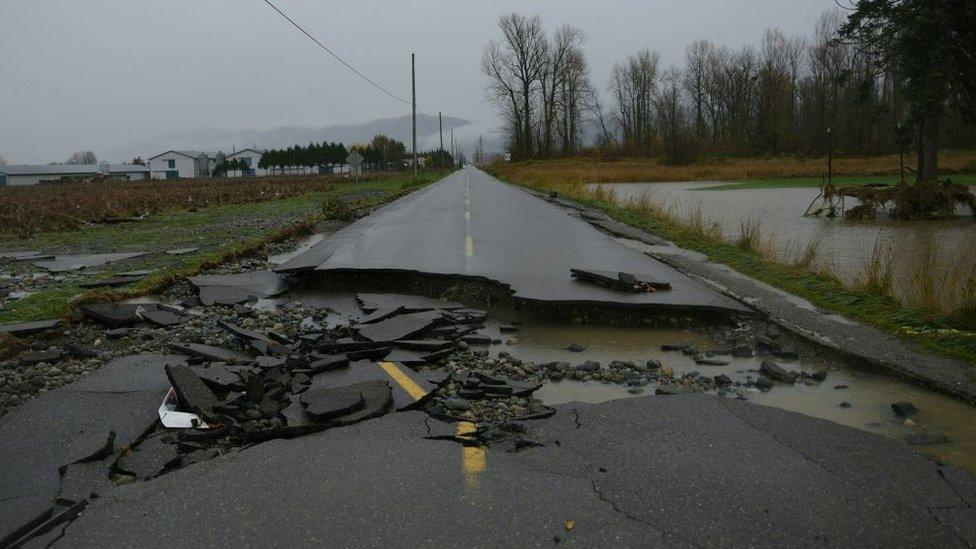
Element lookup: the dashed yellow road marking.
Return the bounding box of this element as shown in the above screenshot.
[378,361,485,488]
[457,421,486,488]
[464,211,470,221]
[378,361,428,401]
[465,236,474,257]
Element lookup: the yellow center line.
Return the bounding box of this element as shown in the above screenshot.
[378,361,486,488]
[378,361,428,401]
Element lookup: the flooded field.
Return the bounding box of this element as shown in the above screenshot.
[590,182,976,307]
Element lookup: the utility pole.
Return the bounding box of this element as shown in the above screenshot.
[411,53,417,181]
[450,128,455,168]
[439,111,444,173]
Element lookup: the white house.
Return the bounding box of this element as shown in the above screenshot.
[226,148,266,177]
[0,163,149,186]
[148,150,214,180]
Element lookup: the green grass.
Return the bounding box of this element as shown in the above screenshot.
[489,169,976,367]
[0,170,449,326]
[698,173,976,191]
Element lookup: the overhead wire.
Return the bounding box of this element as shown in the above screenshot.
[260,0,410,105]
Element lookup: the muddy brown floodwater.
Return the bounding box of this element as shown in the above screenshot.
[475,309,976,474]
[590,182,976,308]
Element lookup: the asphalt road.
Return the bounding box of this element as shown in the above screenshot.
[36,393,976,547]
[280,168,746,315]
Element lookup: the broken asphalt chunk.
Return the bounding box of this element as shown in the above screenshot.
[138,306,183,327]
[164,364,219,421]
[570,268,672,293]
[80,303,147,327]
[0,319,61,337]
[169,343,254,364]
[300,386,367,422]
[356,311,443,342]
[218,320,274,343]
[190,270,287,306]
[357,293,463,313]
[191,365,246,392]
[32,252,147,273]
[78,276,144,289]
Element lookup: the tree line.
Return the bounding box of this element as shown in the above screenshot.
[257,142,349,174]
[254,135,456,174]
[483,3,975,181]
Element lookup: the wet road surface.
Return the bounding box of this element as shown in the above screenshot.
[281,168,746,315]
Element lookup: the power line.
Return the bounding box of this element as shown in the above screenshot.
[260,0,410,105]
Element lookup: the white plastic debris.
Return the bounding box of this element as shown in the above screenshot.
[158,387,209,429]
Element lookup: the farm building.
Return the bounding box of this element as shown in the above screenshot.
[148,150,215,179]
[226,148,266,177]
[0,163,149,186]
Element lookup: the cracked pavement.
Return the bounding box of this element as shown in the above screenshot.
[13,394,974,547]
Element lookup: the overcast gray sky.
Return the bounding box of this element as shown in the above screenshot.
[0,0,839,163]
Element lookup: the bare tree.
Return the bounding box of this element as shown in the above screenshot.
[683,40,713,142]
[610,49,661,152]
[0,153,7,165]
[486,14,548,159]
[66,150,97,164]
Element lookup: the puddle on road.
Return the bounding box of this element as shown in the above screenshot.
[475,309,976,473]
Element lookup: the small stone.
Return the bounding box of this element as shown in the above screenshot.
[576,361,600,372]
[443,397,471,412]
[755,376,774,390]
[891,401,918,418]
[759,360,796,383]
[565,344,586,353]
[839,402,852,408]
[714,374,733,386]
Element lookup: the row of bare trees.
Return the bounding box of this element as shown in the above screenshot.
[483,10,974,163]
[482,14,594,160]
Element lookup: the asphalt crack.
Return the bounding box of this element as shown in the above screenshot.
[572,409,582,429]
[937,466,975,508]
[925,505,974,549]
[588,479,702,548]
[717,398,848,482]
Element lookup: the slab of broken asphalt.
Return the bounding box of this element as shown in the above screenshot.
[35,395,976,547]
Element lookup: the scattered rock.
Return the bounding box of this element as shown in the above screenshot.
[759,360,796,383]
[891,401,918,418]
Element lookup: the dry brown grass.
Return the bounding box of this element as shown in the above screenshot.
[788,229,828,269]
[0,172,390,237]
[493,151,976,186]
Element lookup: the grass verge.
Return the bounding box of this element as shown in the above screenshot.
[487,164,976,366]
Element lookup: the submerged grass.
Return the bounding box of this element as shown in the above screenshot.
[489,163,976,365]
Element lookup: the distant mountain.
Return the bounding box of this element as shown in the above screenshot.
[118,114,469,158]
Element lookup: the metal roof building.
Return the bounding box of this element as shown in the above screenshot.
[0,163,150,186]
